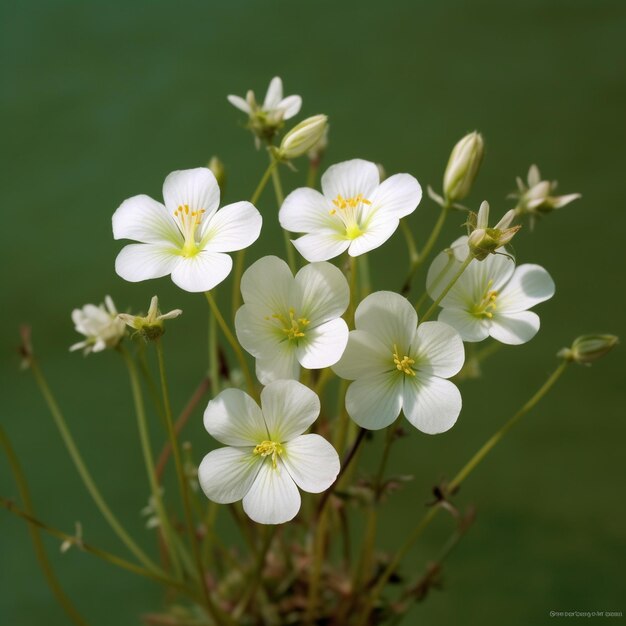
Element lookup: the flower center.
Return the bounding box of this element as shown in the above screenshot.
[472,280,498,319]
[393,344,416,376]
[253,440,284,469]
[173,204,206,257]
[267,308,311,341]
[329,193,372,240]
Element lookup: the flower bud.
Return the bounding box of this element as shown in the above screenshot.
[208,156,226,190]
[443,132,484,203]
[467,202,520,260]
[118,296,182,342]
[558,334,618,365]
[277,115,328,160]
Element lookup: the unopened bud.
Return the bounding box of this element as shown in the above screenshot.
[208,156,226,190]
[277,114,328,160]
[558,334,618,365]
[118,296,182,342]
[467,202,520,260]
[443,132,484,203]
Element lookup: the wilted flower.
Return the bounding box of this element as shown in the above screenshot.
[113,168,262,293]
[279,159,422,261]
[118,295,182,341]
[332,291,465,433]
[512,165,581,220]
[558,334,618,365]
[443,132,484,203]
[235,256,349,384]
[276,114,328,160]
[427,236,555,344]
[227,76,302,144]
[467,201,520,260]
[199,380,340,525]
[70,295,126,355]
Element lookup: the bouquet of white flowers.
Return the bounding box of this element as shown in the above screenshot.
[3,76,617,626]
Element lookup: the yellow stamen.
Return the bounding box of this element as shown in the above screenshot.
[329,193,372,240]
[270,307,310,341]
[173,204,206,257]
[472,280,498,319]
[393,344,416,376]
[253,440,284,469]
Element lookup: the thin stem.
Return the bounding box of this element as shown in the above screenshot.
[208,313,220,397]
[356,360,569,625]
[419,254,472,323]
[271,157,297,273]
[306,158,320,189]
[401,203,450,295]
[0,497,197,599]
[28,358,160,574]
[204,291,256,398]
[0,426,89,626]
[358,254,372,299]
[348,255,358,326]
[400,219,419,265]
[231,159,278,315]
[119,346,183,580]
[155,340,225,622]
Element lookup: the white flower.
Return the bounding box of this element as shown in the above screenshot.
[198,380,340,525]
[279,159,422,262]
[227,77,302,144]
[70,295,126,355]
[235,256,349,384]
[113,168,262,293]
[332,291,464,433]
[426,236,555,344]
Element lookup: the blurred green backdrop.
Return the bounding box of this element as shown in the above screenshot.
[1,0,625,624]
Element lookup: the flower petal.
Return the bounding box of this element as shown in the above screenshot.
[240,255,293,313]
[203,388,268,446]
[497,264,555,313]
[279,187,338,234]
[202,201,262,252]
[366,173,422,220]
[297,318,349,369]
[162,168,220,219]
[260,380,320,441]
[198,447,261,504]
[235,305,282,359]
[170,251,232,292]
[426,237,469,301]
[282,434,340,493]
[402,375,462,434]
[355,291,417,352]
[345,372,403,430]
[255,342,300,384]
[321,159,380,202]
[227,94,251,114]
[263,76,283,110]
[413,321,465,378]
[332,329,390,380]
[115,243,180,283]
[112,195,182,246]
[347,217,400,257]
[242,460,301,525]
[277,95,301,119]
[294,262,349,325]
[292,231,351,262]
[438,307,491,342]
[489,311,540,345]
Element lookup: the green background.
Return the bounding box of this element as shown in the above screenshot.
[1,0,625,624]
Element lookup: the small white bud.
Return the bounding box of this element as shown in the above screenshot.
[277,115,328,160]
[443,132,484,203]
[558,334,618,365]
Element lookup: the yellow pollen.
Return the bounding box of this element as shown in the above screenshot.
[472,280,499,319]
[393,344,416,376]
[331,193,372,211]
[329,193,371,240]
[173,204,206,256]
[253,440,284,469]
[270,307,310,341]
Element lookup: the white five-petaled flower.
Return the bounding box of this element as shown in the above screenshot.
[70,295,126,355]
[235,256,349,384]
[426,236,555,344]
[227,76,302,138]
[113,168,262,293]
[279,159,422,262]
[332,291,464,433]
[198,380,340,525]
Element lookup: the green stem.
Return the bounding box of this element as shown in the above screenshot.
[401,203,450,295]
[348,255,358,326]
[306,159,320,188]
[119,346,183,580]
[155,340,228,623]
[28,358,160,574]
[356,360,569,625]
[204,291,256,398]
[270,156,297,273]
[0,426,89,626]
[358,254,372,299]
[419,254,472,323]
[400,219,419,265]
[208,313,220,398]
